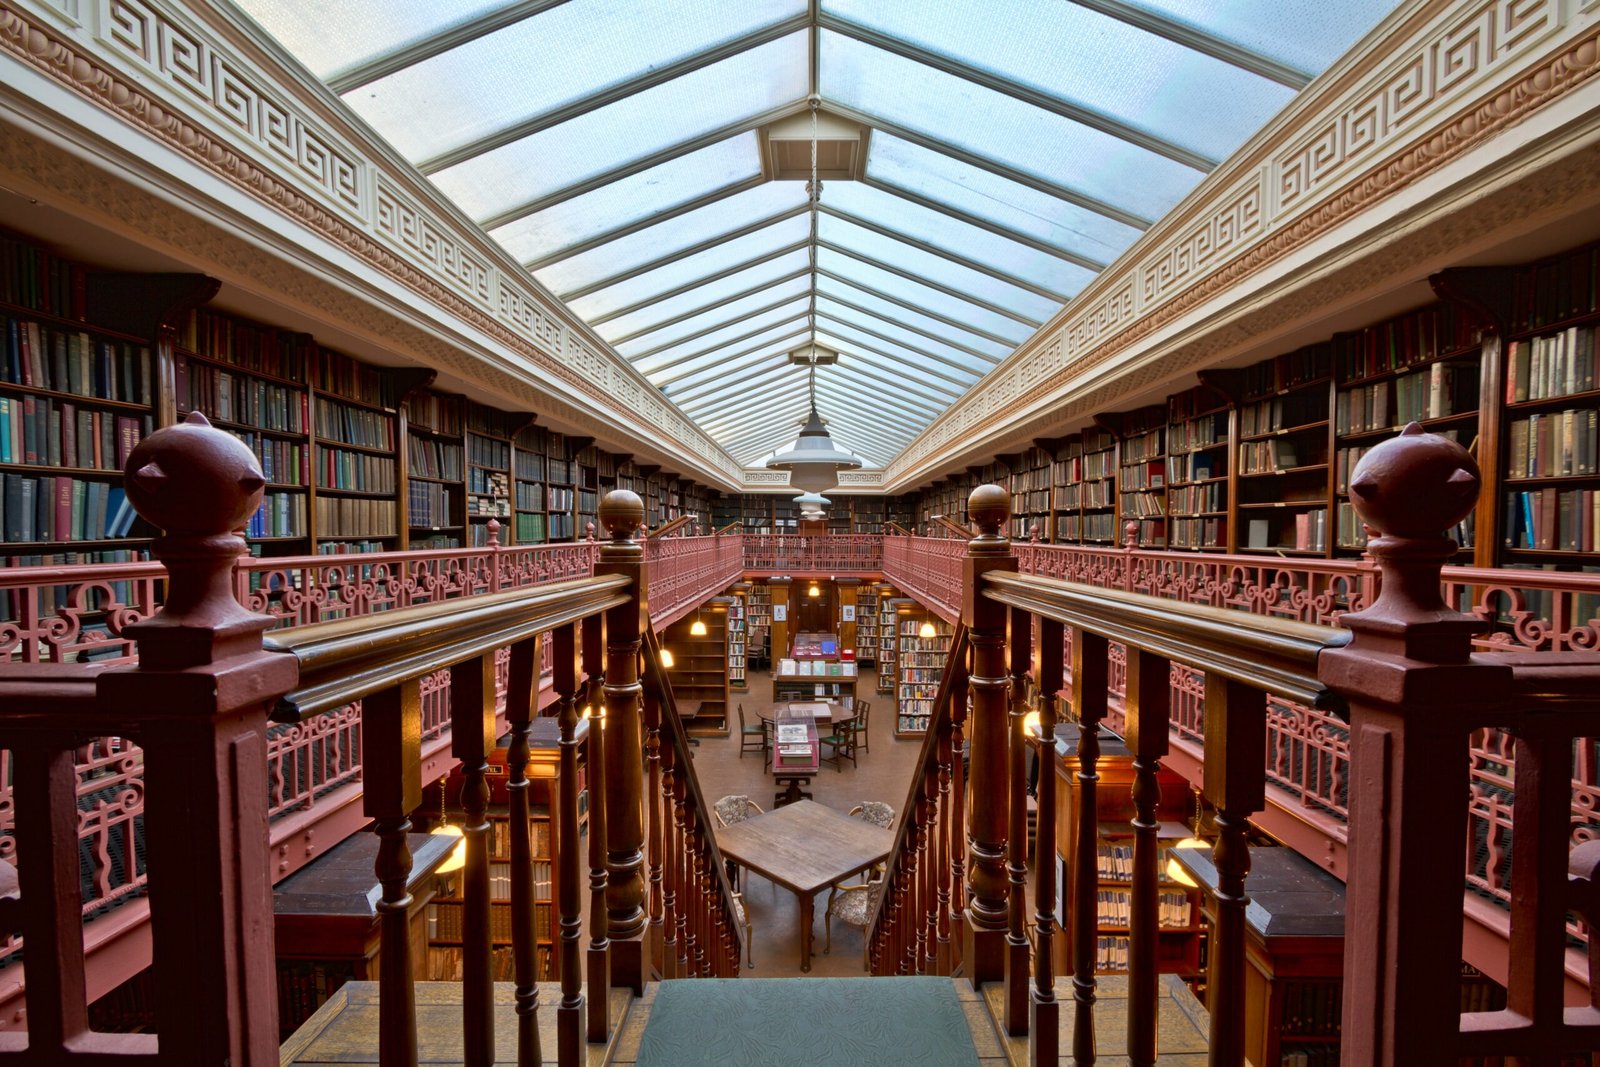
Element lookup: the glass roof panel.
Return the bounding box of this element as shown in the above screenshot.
[612,284,811,358]
[825,0,1292,163]
[813,275,1010,359]
[659,335,808,397]
[571,214,812,321]
[488,135,759,264]
[346,1,806,164]
[533,183,810,295]
[431,33,807,222]
[821,182,1096,297]
[822,29,1203,222]
[814,297,994,373]
[234,0,514,81]
[864,133,1142,266]
[644,323,808,383]
[626,300,810,367]
[1125,0,1400,76]
[815,247,1031,344]
[595,250,811,344]
[818,214,1061,322]
[813,325,981,386]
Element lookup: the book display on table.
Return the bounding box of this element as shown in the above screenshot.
[1499,242,1598,561]
[311,345,399,555]
[1234,343,1333,556]
[404,389,463,550]
[176,308,312,550]
[772,653,858,703]
[727,582,749,691]
[465,403,516,547]
[1333,303,1480,556]
[896,610,951,737]
[1108,406,1168,549]
[1165,385,1232,551]
[662,597,730,733]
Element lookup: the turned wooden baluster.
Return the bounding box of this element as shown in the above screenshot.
[657,733,681,978]
[963,485,1017,984]
[690,824,711,975]
[900,790,922,974]
[1124,646,1171,1067]
[642,678,665,977]
[1070,626,1110,1066]
[365,679,423,1067]
[1004,604,1032,1035]
[949,669,969,974]
[581,614,610,1042]
[1320,425,1505,1065]
[672,769,692,976]
[451,649,498,1066]
[551,622,584,1066]
[922,754,941,973]
[1031,614,1063,1067]
[99,410,296,1061]
[504,635,543,1066]
[596,491,648,991]
[934,710,955,975]
[1203,674,1265,1067]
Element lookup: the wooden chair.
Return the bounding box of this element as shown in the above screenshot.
[714,795,764,890]
[844,802,895,884]
[819,710,859,770]
[824,874,886,970]
[737,704,766,758]
[853,699,872,755]
[732,891,754,968]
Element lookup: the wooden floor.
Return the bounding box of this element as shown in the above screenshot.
[696,664,923,979]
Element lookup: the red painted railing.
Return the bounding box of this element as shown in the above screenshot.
[739,533,883,575]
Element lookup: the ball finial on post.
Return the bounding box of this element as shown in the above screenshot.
[1347,423,1480,542]
[599,490,645,543]
[967,484,1010,540]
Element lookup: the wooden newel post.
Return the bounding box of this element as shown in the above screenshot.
[99,411,298,1063]
[597,489,648,992]
[962,484,1016,986]
[1319,424,1511,1066]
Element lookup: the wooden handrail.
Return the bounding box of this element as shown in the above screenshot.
[981,571,1349,712]
[264,574,630,720]
[648,515,695,539]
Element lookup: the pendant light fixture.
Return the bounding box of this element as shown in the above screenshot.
[1165,788,1212,887]
[765,97,863,494]
[918,619,937,640]
[431,778,466,875]
[689,613,708,637]
[807,580,821,598]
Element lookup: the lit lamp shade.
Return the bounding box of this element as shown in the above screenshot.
[431,824,466,874]
[659,648,675,669]
[918,620,937,639]
[1165,840,1211,887]
[807,581,821,597]
[1022,709,1042,738]
[766,411,862,493]
[689,618,707,636]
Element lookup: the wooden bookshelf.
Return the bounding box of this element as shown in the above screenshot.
[403,389,464,549]
[876,590,902,694]
[1106,405,1168,549]
[662,597,731,733]
[1165,384,1232,552]
[1009,444,1052,540]
[854,582,880,665]
[896,606,950,737]
[727,582,749,691]
[1232,343,1333,556]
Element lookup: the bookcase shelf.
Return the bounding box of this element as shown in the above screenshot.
[896,608,950,737]
[727,583,749,691]
[663,598,730,734]
[876,590,901,694]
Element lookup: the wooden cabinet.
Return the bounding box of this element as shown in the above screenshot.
[1050,723,1200,978]
[273,830,456,1038]
[1172,845,1345,1067]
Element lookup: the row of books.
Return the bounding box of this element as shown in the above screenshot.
[407,481,454,528]
[0,396,146,470]
[0,234,85,318]
[1120,459,1165,491]
[1092,889,1193,928]
[1168,413,1226,452]
[428,900,550,943]
[1170,483,1225,515]
[1052,448,1114,484]
[1169,452,1218,484]
[1503,488,1600,552]
[1054,481,1114,509]
[514,450,544,480]
[4,317,153,403]
[2,474,136,542]
[183,310,308,379]
[314,496,396,538]
[468,469,509,497]
[468,433,510,470]
[1170,516,1225,548]
[488,818,552,857]
[1120,491,1166,517]
[411,533,460,549]
[313,397,393,450]
[1121,427,1164,463]
[776,658,858,677]
[467,495,511,518]
[1055,512,1117,541]
[275,960,354,1036]
[239,431,308,486]
[1276,980,1342,1036]
[406,391,461,434]
[1094,934,1132,973]
[1096,844,1205,880]
[313,347,392,408]
[315,540,386,554]
[1242,344,1329,400]
[1240,391,1325,437]
[1513,243,1599,332]
[1505,324,1596,402]
[1506,409,1598,478]
[1339,361,1477,435]
[407,436,462,480]
[1010,488,1050,514]
[897,713,931,733]
[1246,510,1328,553]
[247,491,305,539]
[514,513,546,542]
[427,946,538,983]
[1332,304,1473,382]
[516,481,545,510]
[179,360,305,432]
[1337,503,1474,550]
[1240,439,1312,474]
[316,447,396,494]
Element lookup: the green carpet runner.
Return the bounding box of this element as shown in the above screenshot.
[635,977,981,1067]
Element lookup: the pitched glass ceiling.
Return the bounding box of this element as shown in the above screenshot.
[236,0,1401,469]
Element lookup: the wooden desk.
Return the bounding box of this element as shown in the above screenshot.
[713,800,893,972]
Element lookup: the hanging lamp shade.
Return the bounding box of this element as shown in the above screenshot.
[793,492,831,510]
[765,381,863,493]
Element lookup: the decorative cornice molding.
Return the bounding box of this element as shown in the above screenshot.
[888,0,1599,487]
[0,0,745,487]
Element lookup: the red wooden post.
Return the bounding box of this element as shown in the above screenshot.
[98,411,297,1062]
[1030,614,1063,1067]
[450,649,498,1066]
[504,635,544,1065]
[596,490,648,992]
[963,485,1016,985]
[1319,425,1510,1066]
[551,623,584,1067]
[1124,646,1171,1067]
[1004,604,1032,1035]
[581,614,611,1041]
